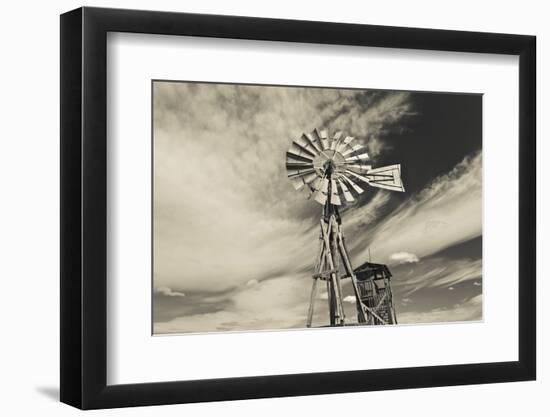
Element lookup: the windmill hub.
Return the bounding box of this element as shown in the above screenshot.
[313,150,346,178]
[286,128,405,328]
[324,159,334,176]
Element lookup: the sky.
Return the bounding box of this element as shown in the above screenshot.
[152,81,482,334]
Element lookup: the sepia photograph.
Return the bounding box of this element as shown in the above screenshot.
[152,81,482,335]
[55,5,537,411]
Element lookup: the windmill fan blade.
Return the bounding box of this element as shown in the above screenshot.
[313,178,329,205]
[290,171,319,190]
[345,169,372,184]
[296,135,320,156]
[345,163,372,173]
[302,171,319,184]
[337,179,355,203]
[330,131,343,151]
[342,143,364,156]
[314,192,327,205]
[287,168,316,179]
[345,151,370,162]
[330,179,342,205]
[342,175,364,194]
[289,142,316,159]
[286,162,314,170]
[290,177,306,190]
[319,129,329,150]
[286,164,315,179]
[304,133,323,154]
[336,135,354,152]
[364,164,405,192]
[286,151,313,164]
[311,128,322,142]
[308,177,322,193]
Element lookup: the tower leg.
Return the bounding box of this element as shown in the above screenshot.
[387,279,398,325]
[306,278,318,328]
[336,228,367,323]
[306,224,328,327]
[329,280,337,326]
[325,279,333,323]
[306,214,352,327]
[320,216,345,325]
[331,223,345,324]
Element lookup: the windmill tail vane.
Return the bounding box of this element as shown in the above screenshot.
[286,128,405,327]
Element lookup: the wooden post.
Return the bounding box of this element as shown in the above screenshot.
[333,222,345,324]
[329,280,337,326]
[320,217,345,325]
[307,226,327,327]
[387,278,398,325]
[306,277,318,328]
[336,231,367,323]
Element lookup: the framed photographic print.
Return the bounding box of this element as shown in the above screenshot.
[60,6,536,409]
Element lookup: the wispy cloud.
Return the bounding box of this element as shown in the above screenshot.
[398,294,482,324]
[154,287,186,297]
[326,91,416,158]
[342,190,391,231]
[154,83,414,296]
[389,251,420,264]
[343,295,356,304]
[354,152,482,265]
[394,257,482,297]
[154,275,312,333]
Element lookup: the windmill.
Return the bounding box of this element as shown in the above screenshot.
[286,128,404,327]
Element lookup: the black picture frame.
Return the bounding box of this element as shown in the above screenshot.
[60,6,536,410]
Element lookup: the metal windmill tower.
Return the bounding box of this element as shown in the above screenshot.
[286,128,404,327]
